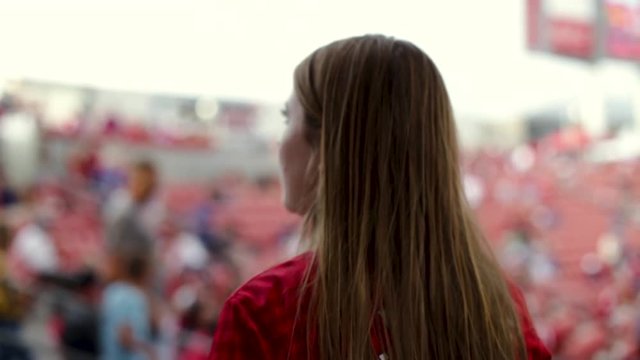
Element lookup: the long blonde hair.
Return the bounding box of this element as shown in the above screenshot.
[294,35,525,360]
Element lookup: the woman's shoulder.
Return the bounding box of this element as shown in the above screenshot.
[210,253,313,358]
[228,252,312,310]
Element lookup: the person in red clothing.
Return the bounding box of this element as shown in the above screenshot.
[210,35,552,360]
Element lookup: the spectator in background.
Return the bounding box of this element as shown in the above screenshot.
[0,223,31,360]
[104,160,165,240]
[69,139,102,189]
[159,216,209,285]
[193,187,228,256]
[101,217,156,360]
[9,200,59,280]
[0,171,18,208]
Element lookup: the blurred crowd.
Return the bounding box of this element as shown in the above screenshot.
[464,146,640,359]
[0,133,299,359]
[2,95,640,359]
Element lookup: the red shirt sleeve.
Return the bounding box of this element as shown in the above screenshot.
[509,284,552,360]
[209,295,270,360]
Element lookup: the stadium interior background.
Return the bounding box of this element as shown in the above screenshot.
[1,0,640,358]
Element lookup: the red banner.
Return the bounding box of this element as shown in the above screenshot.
[548,18,595,58]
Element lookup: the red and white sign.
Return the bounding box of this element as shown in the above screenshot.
[548,18,595,57]
[527,0,597,59]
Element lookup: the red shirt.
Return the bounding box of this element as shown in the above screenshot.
[209,253,551,359]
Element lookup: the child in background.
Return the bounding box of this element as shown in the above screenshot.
[101,217,155,360]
